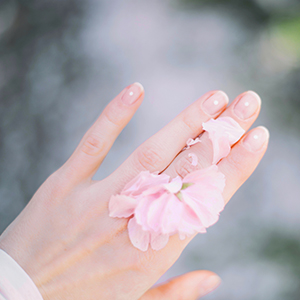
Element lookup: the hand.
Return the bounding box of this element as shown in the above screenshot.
[0,83,269,300]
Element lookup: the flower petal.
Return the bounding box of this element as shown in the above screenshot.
[202,116,245,164]
[134,194,157,231]
[150,232,169,251]
[147,193,184,235]
[178,205,207,236]
[109,194,138,218]
[128,217,150,252]
[181,187,224,228]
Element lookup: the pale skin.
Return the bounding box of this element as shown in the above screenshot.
[0,83,269,300]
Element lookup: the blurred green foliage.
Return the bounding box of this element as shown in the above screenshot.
[178,0,270,24]
[178,0,300,132]
[261,233,300,299]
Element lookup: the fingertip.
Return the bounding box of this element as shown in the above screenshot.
[121,82,144,106]
[198,273,222,297]
[242,126,269,152]
[245,90,262,108]
[133,82,144,93]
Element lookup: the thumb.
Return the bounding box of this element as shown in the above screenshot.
[140,270,221,300]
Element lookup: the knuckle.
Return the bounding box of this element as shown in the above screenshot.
[174,154,199,178]
[182,113,200,132]
[41,171,71,204]
[81,134,105,157]
[136,145,164,171]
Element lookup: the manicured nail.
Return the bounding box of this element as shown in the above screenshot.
[243,126,269,152]
[202,91,229,115]
[233,91,261,120]
[199,275,222,296]
[121,82,144,105]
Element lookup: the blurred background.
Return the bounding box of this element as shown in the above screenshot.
[0,0,300,299]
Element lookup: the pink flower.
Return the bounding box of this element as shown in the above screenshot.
[202,116,245,164]
[109,166,225,252]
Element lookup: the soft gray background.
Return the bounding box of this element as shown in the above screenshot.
[1,0,300,299]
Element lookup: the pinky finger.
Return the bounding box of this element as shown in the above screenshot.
[59,82,144,185]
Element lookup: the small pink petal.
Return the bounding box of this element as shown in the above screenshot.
[179,232,187,240]
[202,117,245,164]
[185,137,201,149]
[188,153,198,166]
[128,217,150,252]
[109,194,138,218]
[150,232,169,251]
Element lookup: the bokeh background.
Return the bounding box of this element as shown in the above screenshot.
[1,0,300,299]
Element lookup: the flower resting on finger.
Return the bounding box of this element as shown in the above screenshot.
[109,166,225,251]
[109,116,243,251]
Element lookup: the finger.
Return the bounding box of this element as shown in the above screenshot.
[164,90,262,178]
[59,82,144,185]
[105,90,229,194]
[218,126,269,204]
[139,271,221,300]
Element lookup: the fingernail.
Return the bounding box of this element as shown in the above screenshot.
[202,91,229,115]
[199,275,222,295]
[233,91,261,120]
[121,82,144,105]
[243,126,269,152]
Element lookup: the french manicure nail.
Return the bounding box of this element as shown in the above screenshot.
[199,275,222,296]
[243,126,269,152]
[233,91,261,120]
[121,82,144,105]
[202,91,229,115]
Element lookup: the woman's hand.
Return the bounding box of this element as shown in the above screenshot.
[0,83,269,300]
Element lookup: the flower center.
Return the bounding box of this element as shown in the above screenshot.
[181,182,194,190]
[175,182,194,200]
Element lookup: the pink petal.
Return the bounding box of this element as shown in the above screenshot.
[185,137,201,149]
[146,193,169,232]
[202,117,245,164]
[109,194,138,218]
[178,205,207,236]
[163,176,182,194]
[128,217,150,252]
[122,171,170,197]
[150,232,169,251]
[181,187,224,228]
[147,193,184,235]
[188,153,198,166]
[134,194,158,231]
